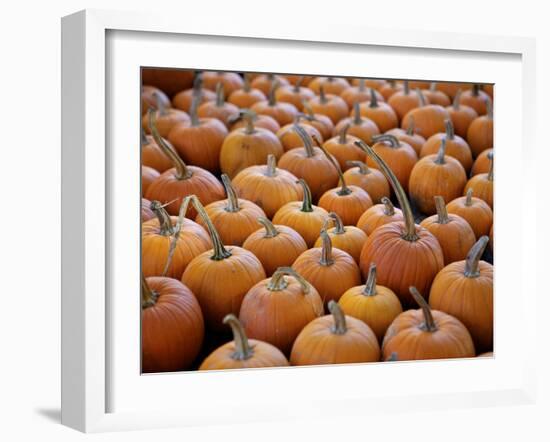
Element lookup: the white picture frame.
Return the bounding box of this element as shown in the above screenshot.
[61,9,538,433]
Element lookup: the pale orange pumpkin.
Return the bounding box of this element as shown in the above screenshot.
[340,79,384,108]
[400,89,450,138]
[300,101,335,140]
[274,76,315,111]
[229,111,281,134]
[197,82,240,128]
[276,120,323,151]
[322,124,365,171]
[388,81,424,122]
[227,73,267,109]
[250,73,290,96]
[445,89,478,139]
[422,82,451,107]
[201,71,244,96]
[446,188,493,239]
[141,130,173,173]
[334,101,380,145]
[251,81,299,126]
[343,160,390,204]
[471,148,494,176]
[172,72,216,113]
[306,85,349,124]
[142,91,190,137]
[467,98,493,157]
[385,115,426,156]
[356,197,404,236]
[142,165,159,196]
[141,198,155,223]
[309,76,350,95]
[359,88,399,132]
[464,151,493,209]
[459,84,491,116]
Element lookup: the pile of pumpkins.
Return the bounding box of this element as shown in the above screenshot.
[141,70,494,372]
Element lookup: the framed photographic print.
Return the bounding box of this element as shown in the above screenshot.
[61,9,537,433]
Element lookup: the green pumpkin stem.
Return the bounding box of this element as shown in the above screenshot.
[224,314,254,360]
[371,133,400,148]
[190,195,232,261]
[338,123,350,144]
[328,300,347,335]
[162,195,193,276]
[297,179,314,213]
[319,230,335,266]
[293,76,304,93]
[486,97,493,120]
[434,137,447,165]
[409,287,437,332]
[150,200,174,236]
[141,126,149,145]
[362,263,377,296]
[346,160,370,175]
[257,216,279,238]
[472,84,480,97]
[241,109,256,135]
[268,266,311,294]
[381,197,395,216]
[141,273,158,309]
[430,82,437,92]
[434,196,449,224]
[189,91,201,126]
[221,174,240,212]
[464,236,489,278]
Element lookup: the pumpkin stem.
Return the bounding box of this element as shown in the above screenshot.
[316,134,351,196]
[362,263,377,296]
[215,82,225,107]
[189,91,201,127]
[472,84,480,97]
[150,200,174,236]
[453,89,462,111]
[149,109,192,180]
[319,230,335,266]
[353,101,362,125]
[445,119,455,140]
[221,174,240,212]
[409,286,437,332]
[258,216,279,238]
[464,236,489,278]
[338,123,350,144]
[297,179,314,213]
[141,273,158,309]
[403,80,410,95]
[268,266,311,294]
[293,76,304,93]
[434,196,449,224]
[328,300,347,335]
[223,314,254,360]
[293,123,316,158]
[346,160,369,175]
[372,134,400,148]
[487,151,494,181]
[369,87,379,108]
[381,197,395,216]
[242,110,256,135]
[190,195,232,261]
[465,188,473,206]
[416,88,427,107]
[192,71,203,94]
[268,79,279,106]
[319,84,327,104]
[265,154,277,177]
[358,78,366,93]
[355,140,418,241]
[434,137,447,165]
[141,126,149,145]
[162,196,193,276]
[243,73,251,92]
[406,115,416,136]
[486,97,493,120]
[325,212,346,235]
[153,91,167,116]
[302,100,315,119]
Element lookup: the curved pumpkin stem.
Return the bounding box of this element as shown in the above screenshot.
[362,263,377,296]
[465,188,474,207]
[464,236,489,278]
[296,179,314,213]
[409,286,437,332]
[445,119,455,140]
[293,123,316,158]
[268,266,311,294]
[434,137,447,165]
[453,89,462,111]
[153,91,167,116]
[162,195,193,277]
[381,197,395,216]
[223,314,254,360]
[191,195,232,261]
[324,212,346,235]
[353,101,362,125]
[221,174,240,212]
[149,109,192,180]
[150,200,174,236]
[346,160,370,175]
[487,151,494,181]
[372,134,400,149]
[355,139,418,241]
[265,154,277,177]
[434,196,449,224]
[319,230,335,266]
[369,87,379,108]
[406,115,416,136]
[258,216,279,238]
[141,273,158,309]
[328,300,347,335]
[338,123,350,144]
[315,134,351,196]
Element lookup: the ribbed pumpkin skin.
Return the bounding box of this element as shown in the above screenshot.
[471,148,493,176]
[334,117,380,145]
[314,227,367,264]
[142,217,212,279]
[465,174,493,209]
[388,90,423,122]
[381,308,476,361]
[142,166,160,196]
[356,204,404,236]
[197,100,239,128]
[142,109,190,138]
[309,77,350,95]
[250,74,289,96]
[343,167,390,204]
[290,314,380,365]
[429,260,493,353]
[420,133,473,173]
[201,71,244,96]
[467,116,493,157]
[232,165,303,219]
[141,85,170,115]
[181,248,266,332]
[445,104,478,139]
[307,94,349,124]
[366,140,417,193]
[141,134,175,172]
[323,134,365,171]
[228,88,266,109]
[239,277,324,354]
[172,88,216,113]
[359,102,399,133]
[340,87,384,108]
[385,128,426,156]
[272,202,329,247]
[301,114,334,140]
[401,105,450,138]
[459,90,490,115]
[242,225,308,276]
[293,248,362,305]
[359,222,444,307]
[275,85,315,111]
[229,114,281,134]
[446,195,493,239]
[250,100,299,127]
[318,186,373,226]
[142,277,204,373]
[277,123,323,152]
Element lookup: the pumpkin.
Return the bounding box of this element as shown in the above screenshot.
[420,118,473,172]
[145,111,225,217]
[471,148,494,176]
[272,179,329,247]
[142,165,159,196]
[167,94,228,173]
[358,88,399,132]
[142,275,204,373]
[489,224,494,251]
[227,73,267,108]
[277,124,339,201]
[381,286,476,360]
[239,267,324,354]
[401,91,450,138]
[242,217,308,276]
[379,79,403,101]
[334,102,380,145]
[356,197,404,236]
[142,91,190,137]
[141,198,155,223]
[306,85,349,124]
[446,188,493,239]
[308,76,350,95]
[343,160,390,204]
[300,101,335,140]
[142,199,212,279]
[467,98,493,157]
[422,82,451,107]
[321,124,365,171]
[459,84,491,116]
[290,300,380,365]
[366,134,418,192]
[250,81,299,126]
[172,72,216,113]
[429,236,493,353]
[195,174,266,246]
[197,82,240,128]
[141,85,170,116]
[201,71,244,96]
[339,263,403,342]
[464,151,493,208]
[141,68,194,96]
[407,80,430,90]
[285,74,314,86]
[181,196,266,331]
[340,79,384,108]
[232,154,303,218]
[351,78,387,90]
[199,314,288,370]
[141,130,173,173]
[219,110,284,178]
[481,84,494,99]
[277,120,323,152]
[356,140,444,307]
[445,89,478,138]
[313,212,368,264]
[293,230,362,305]
[435,82,471,100]
[408,137,467,215]
[388,81,424,122]
[250,73,290,96]
[274,76,315,111]
[229,111,281,134]
[419,196,476,265]
[385,115,426,156]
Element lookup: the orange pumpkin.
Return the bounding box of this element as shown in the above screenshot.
[313,212,368,264]
[388,81,424,122]
[229,111,281,134]
[250,81,299,126]
[285,74,314,86]
[381,286,476,360]
[385,115,426,156]
[359,88,399,132]
[356,140,444,307]
[197,82,240,128]
[340,79,384,108]
[334,102,380,145]
[181,196,266,332]
[300,101,335,140]
[429,236,493,353]
[201,71,244,96]
[464,151,493,209]
[141,130,172,173]
[351,78,387,90]
[250,73,290,96]
[445,89,478,138]
[239,267,324,354]
[219,111,284,178]
[293,230,362,305]
[242,217,308,276]
[339,263,403,342]
[141,198,155,223]
[142,91,190,137]
[356,197,404,236]
[141,68,194,97]
[142,275,204,373]
[420,196,476,265]
[343,160,390,204]
[274,76,315,111]
[227,73,266,109]
[459,84,491,116]
[142,165,159,196]
[471,148,493,176]
[141,85,170,116]
[446,188,493,239]
[401,91,450,138]
[467,98,493,157]
[306,85,349,124]
[422,82,451,107]
[409,138,467,215]
[199,314,288,370]
[321,124,365,171]
[290,300,380,365]
[379,80,403,101]
[309,76,350,95]
[272,179,329,247]
[435,82,471,100]
[277,120,323,152]
[172,72,216,113]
